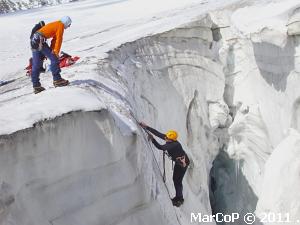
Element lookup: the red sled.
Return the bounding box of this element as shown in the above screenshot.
[59,51,80,68]
[25,51,80,76]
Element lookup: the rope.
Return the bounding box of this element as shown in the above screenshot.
[129,111,182,225]
[163,151,166,183]
[129,112,167,183]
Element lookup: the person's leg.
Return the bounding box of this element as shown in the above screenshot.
[31,50,43,87]
[173,164,187,200]
[39,55,46,72]
[41,44,62,81]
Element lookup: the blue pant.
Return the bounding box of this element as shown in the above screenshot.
[31,44,61,87]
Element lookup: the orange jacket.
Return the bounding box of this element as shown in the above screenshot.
[38,21,64,56]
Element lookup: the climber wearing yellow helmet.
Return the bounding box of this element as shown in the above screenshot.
[139,122,190,207]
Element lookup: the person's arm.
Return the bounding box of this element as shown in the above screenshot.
[145,126,166,140]
[51,24,64,56]
[152,139,175,151]
[139,122,166,140]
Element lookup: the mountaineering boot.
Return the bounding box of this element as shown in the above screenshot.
[33,86,45,94]
[171,197,178,202]
[53,78,69,87]
[171,197,184,207]
[173,199,184,207]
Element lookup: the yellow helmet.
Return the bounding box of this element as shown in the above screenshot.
[165,130,178,141]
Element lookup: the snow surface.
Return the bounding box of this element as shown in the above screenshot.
[232,0,300,35]
[232,0,300,47]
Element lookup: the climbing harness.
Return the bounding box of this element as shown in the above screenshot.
[30,32,46,50]
[176,155,187,168]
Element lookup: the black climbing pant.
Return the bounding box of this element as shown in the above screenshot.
[173,163,188,199]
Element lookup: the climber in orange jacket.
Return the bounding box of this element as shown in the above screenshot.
[30,16,72,94]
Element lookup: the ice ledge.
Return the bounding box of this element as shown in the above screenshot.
[287,7,300,36]
[0,87,105,136]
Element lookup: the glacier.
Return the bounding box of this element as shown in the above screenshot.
[0,0,300,224]
[0,0,75,14]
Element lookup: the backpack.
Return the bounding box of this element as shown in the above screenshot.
[30,21,46,50]
[30,21,45,39]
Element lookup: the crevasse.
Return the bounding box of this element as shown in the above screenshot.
[1,2,300,225]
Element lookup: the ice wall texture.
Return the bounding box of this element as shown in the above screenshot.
[0,111,180,225]
[210,2,300,224]
[100,14,228,223]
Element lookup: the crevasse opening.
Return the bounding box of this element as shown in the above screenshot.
[1,2,300,224]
